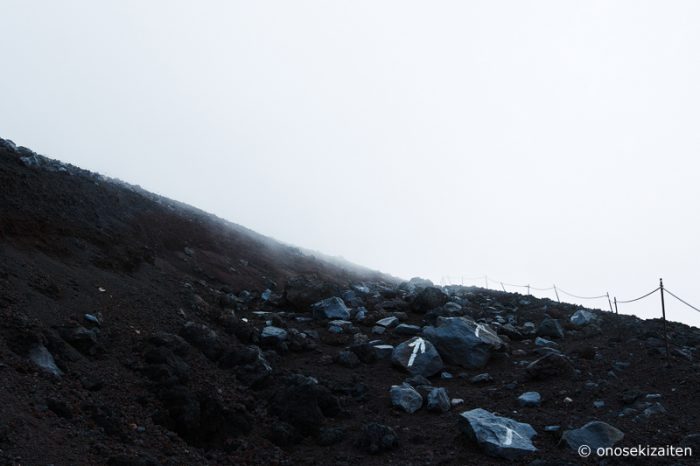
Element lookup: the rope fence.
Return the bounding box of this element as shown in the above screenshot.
[439,274,700,365]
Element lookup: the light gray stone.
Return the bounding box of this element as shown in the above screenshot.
[570,309,597,326]
[390,384,423,413]
[458,408,537,459]
[517,391,541,407]
[311,297,350,320]
[29,345,63,377]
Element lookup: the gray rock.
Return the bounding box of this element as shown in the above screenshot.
[355,423,399,454]
[353,307,367,321]
[328,320,354,334]
[404,374,432,387]
[458,408,538,459]
[422,317,503,369]
[526,353,576,380]
[469,373,494,384]
[390,384,423,413]
[29,345,63,377]
[517,391,541,407]
[328,325,343,334]
[427,387,450,413]
[593,400,605,409]
[537,318,565,339]
[84,313,101,326]
[535,337,557,347]
[499,323,524,340]
[570,310,597,326]
[618,407,638,417]
[638,402,666,419]
[562,421,624,451]
[394,324,422,336]
[521,322,536,335]
[352,284,371,295]
[391,336,444,377]
[311,297,351,320]
[372,326,386,335]
[376,316,399,328]
[372,344,394,360]
[0,137,17,151]
[412,286,448,313]
[219,345,272,388]
[261,326,288,344]
[443,302,463,313]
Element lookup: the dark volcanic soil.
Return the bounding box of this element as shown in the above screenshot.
[0,140,699,466]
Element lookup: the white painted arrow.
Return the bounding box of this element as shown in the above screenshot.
[497,425,523,446]
[475,323,496,339]
[407,337,426,367]
[503,427,514,446]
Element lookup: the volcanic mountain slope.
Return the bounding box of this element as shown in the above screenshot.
[0,138,699,466]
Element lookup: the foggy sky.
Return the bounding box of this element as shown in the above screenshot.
[2,1,699,326]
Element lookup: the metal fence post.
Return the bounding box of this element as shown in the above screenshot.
[606,292,613,313]
[614,297,618,314]
[659,278,670,366]
[554,285,560,302]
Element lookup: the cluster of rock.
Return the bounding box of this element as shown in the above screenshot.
[11,269,698,462]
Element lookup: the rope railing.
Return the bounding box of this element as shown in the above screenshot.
[615,287,660,304]
[556,288,608,300]
[664,288,700,314]
[441,274,699,366]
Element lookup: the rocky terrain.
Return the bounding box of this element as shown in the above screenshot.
[0,138,699,465]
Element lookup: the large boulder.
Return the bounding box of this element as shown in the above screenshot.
[570,310,597,327]
[311,297,350,320]
[422,317,503,369]
[458,408,537,459]
[391,336,444,377]
[412,287,448,313]
[562,421,624,451]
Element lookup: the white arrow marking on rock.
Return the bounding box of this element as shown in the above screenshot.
[407,337,426,367]
[503,427,513,446]
[475,324,485,338]
[497,425,523,446]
